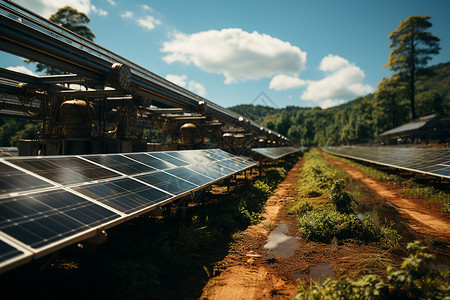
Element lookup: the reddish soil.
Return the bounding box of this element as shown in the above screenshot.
[201,155,450,300]
[324,155,450,243]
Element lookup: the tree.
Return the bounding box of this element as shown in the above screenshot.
[384,15,440,120]
[26,6,95,75]
[374,75,407,129]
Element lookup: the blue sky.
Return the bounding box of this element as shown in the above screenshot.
[3,0,450,109]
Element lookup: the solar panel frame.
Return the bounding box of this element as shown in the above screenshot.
[251,147,302,160]
[0,149,257,273]
[0,233,33,273]
[323,146,450,179]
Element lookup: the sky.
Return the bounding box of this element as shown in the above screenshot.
[2,0,450,109]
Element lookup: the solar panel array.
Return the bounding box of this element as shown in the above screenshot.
[251,147,302,160]
[0,149,256,273]
[323,146,450,179]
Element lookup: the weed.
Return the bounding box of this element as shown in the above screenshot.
[295,241,450,300]
[330,180,358,215]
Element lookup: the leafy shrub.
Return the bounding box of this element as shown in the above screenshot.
[295,241,450,300]
[330,180,357,214]
[289,201,314,216]
[298,210,401,248]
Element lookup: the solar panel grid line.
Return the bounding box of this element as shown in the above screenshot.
[5,156,121,186]
[0,189,121,249]
[126,176,178,197]
[323,147,450,179]
[0,159,59,196]
[251,147,301,160]
[63,186,129,217]
[77,155,150,178]
[0,149,257,273]
[0,233,32,274]
[80,154,159,176]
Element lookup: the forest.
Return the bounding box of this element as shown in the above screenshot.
[229,61,450,146]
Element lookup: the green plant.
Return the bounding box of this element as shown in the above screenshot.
[330,180,357,215]
[298,210,401,248]
[295,241,449,300]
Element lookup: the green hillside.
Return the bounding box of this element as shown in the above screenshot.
[229,61,450,146]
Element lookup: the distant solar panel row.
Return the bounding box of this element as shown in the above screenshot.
[323,146,450,179]
[0,149,256,273]
[251,147,302,160]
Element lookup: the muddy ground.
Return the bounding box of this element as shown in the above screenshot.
[201,154,450,300]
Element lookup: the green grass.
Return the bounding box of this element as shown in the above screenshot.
[291,149,401,249]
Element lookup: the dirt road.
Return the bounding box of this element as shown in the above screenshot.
[201,154,450,300]
[324,155,450,243]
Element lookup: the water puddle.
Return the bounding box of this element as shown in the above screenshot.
[292,264,334,283]
[264,222,299,258]
[355,202,416,241]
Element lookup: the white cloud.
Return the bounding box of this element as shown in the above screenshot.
[269,74,306,91]
[121,11,134,19]
[320,99,345,109]
[137,15,161,31]
[91,5,107,16]
[107,0,116,5]
[301,54,373,108]
[187,81,206,97]
[7,66,37,76]
[142,5,153,12]
[161,28,307,84]
[166,74,187,87]
[165,74,206,97]
[14,0,92,18]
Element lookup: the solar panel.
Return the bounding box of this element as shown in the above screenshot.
[134,171,197,195]
[0,189,120,249]
[0,236,32,273]
[0,149,257,273]
[323,146,450,179]
[0,238,24,262]
[72,178,171,214]
[0,161,52,194]
[83,155,157,175]
[251,147,302,160]
[10,157,120,185]
[125,153,176,170]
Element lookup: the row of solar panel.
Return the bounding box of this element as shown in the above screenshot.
[251,147,302,160]
[323,146,450,179]
[0,149,256,273]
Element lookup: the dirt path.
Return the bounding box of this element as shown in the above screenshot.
[324,155,450,243]
[200,160,302,299]
[200,157,408,300]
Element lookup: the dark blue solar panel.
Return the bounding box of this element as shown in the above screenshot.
[166,151,216,165]
[148,152,189,167]
[83,155,156,175]
[217,160,246,171]
[73,178,171,214]
[10,157,119,185]
[187,163,228,180]
[0,239,23,262]
[0,162,52,194]
[125,153,176,170]
[165,167,213,186]
[135,171,196,195]
[323,147,450,179]
[0,189,119,248]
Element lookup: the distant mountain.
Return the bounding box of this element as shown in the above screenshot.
[228,61,450,146]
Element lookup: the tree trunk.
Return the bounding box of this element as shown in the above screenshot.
[409,38,417,120]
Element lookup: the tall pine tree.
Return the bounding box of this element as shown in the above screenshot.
[384,15,440,119]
